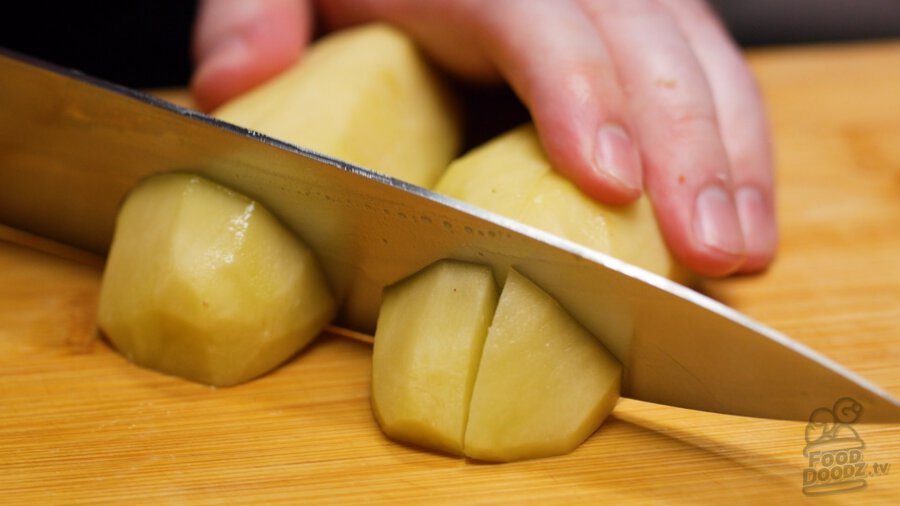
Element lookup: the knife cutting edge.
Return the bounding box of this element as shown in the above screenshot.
[0,49,897,422]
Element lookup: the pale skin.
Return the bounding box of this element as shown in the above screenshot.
[191,0,777,277]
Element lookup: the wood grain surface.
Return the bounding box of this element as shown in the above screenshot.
[2,41,899,504]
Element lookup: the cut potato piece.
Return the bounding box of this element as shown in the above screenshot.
[464,269,622,462]
[435,124,683,280]
[371,262,621,462]
[372,260,499,454]
[213,23,461,189]
[97,173,336,387]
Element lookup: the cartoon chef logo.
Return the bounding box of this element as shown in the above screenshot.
[802,397,867,496]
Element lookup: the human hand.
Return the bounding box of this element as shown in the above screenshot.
[192,0,777,277]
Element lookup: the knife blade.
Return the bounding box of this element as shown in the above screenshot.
[1,50,897,422]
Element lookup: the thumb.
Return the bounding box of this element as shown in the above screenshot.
[191,0,313,111]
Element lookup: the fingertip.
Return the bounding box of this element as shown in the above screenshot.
[735,186,778,273]
[191,29,304,113]
[190,36,254,111]
[592,123,643,198]
[191,0,311,111]
[657,184,745,277]
[677,245,745,278]
[535,119,643,206]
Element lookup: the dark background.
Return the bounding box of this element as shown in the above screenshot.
[1,2,197,88]
[1,1,898,88]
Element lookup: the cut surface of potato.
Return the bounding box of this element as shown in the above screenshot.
[435,124,682,280]
[372,260,498,454]
[463,269,622,462]
[97,173,336,387]
[213,23,461,189]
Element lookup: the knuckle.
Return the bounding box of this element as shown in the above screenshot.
[585,0,660,19]
[665,103,719,135]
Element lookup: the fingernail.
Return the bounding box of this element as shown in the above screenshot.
[199,35,251,77]
[735,186,777,259]
[594,124,642,191]
[192,35,252,110]
[693,186,745,256]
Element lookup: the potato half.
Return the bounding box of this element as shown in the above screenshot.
[214,23,462,189]
[436,124,683,280]
[98,173,336,387]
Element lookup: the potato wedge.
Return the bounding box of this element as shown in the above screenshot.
[464,269,621,462]
[372,260,498,454]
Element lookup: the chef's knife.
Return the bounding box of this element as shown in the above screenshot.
[1,50,897,422]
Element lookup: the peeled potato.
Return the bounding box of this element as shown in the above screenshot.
[371,262,621,462]
[97,173,336,387]
[213,23,462,188]
[435,124,683,280]
[372,260,498,454]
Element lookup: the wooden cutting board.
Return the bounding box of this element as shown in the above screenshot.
[2,41,899,505]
